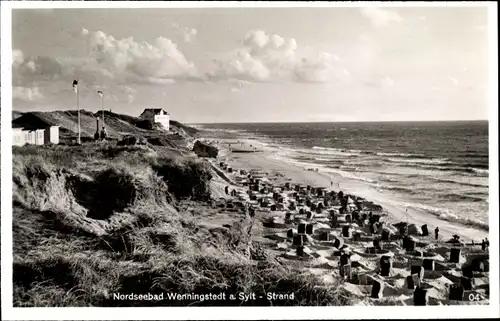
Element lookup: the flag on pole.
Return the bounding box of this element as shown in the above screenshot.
[97,90,103,98]
[72,80,78,93]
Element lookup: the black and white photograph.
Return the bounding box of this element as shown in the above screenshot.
[1,1,498,320]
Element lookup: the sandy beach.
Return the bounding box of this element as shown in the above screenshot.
[213,138,487,243]
[198,137,491,305]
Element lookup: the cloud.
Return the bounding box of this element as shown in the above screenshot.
[89,30,199,83]
[122,85,138,94]
[360,7,403,28]
[209,29,343,83]
[172,23,197,43]
[145,77,176,85]
[13,86,44,101]
[13,30,200,91]
[12,50,64,86]
[13,28,345,92]
[183,27,197,43]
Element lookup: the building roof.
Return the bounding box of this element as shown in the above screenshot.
[141,108,169,115]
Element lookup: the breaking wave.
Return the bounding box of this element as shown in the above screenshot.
[386,200,489,231]
[386,157,452,165]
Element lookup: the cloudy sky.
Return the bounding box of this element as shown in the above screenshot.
[12,6,490,123]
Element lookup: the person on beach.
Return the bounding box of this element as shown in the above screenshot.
[249,206,255,218]
[482,238,489,251]
[434,227,439,240]
[100,126,108,140]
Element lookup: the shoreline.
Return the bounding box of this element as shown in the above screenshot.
[205,137,490,305]
[210,137,488,243]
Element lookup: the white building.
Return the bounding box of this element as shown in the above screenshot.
[13,128,25,147]
[44,126,60,144]
[139,108,170,131]
[12,126,60,147]
[34,129,45,145]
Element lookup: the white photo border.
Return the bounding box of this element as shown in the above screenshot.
[1,1,498,320]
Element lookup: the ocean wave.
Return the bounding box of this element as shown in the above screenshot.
[326,169,376,183]
[394,163,489,177]
[290,148,360,158]
[386,157,452,165]
[273,154,376,184]
[438,193,486,203]
[198,127,246,134]
[467,167,489,176]
[272,150,489,231]
[378,175,406,183]
[376,185,419,194]
[376,152,426,158]
[429,176,489,188]
[312,146,344,152]
[314,157,346,164]
[458,153,489,159]
[386,200,489,231]
[311,146,366,156]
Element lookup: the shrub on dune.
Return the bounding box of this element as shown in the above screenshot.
[152,157,213,201]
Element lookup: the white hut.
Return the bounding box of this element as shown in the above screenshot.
[34,129,45,145]
[13,128,25,146]
[44,126,60,144]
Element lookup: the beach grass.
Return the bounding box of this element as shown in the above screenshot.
[12,142,351,307]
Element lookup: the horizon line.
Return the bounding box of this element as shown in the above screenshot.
[190,119,489,125]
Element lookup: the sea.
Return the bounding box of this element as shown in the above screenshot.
[195,121,489,231]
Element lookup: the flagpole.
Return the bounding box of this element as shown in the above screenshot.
[101,94,104,128]
[77,85,81,144]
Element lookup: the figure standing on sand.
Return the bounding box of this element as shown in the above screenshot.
[481,238,489,251]
[434,227,439,240]
[100,126,108,140]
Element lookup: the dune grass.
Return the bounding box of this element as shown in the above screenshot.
[12,142,350,307]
